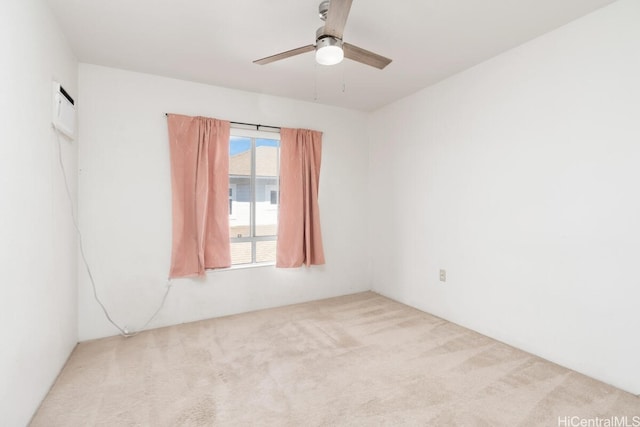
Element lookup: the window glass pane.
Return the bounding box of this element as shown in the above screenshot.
[230,242,252,265]
[256,240,277,263]
[255,138,279,237]
[228,132,280,266]
[229,137,251,238]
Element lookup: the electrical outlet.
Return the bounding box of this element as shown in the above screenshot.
[439,269,446,282]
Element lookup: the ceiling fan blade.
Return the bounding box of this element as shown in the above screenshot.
[323,0,353,39]
[343,42,392,70]
[254,45,315,65]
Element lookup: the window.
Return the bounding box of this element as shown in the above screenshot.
[229,128,280,266]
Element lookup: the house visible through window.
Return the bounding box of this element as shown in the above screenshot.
[229,128,280,265]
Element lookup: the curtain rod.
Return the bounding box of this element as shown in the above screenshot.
[164,113,280,131]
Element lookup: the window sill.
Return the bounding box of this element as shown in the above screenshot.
[216,262,276,272]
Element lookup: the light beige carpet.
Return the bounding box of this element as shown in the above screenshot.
[31,292,638,426]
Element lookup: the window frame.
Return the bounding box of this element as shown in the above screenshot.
[228,126,280,267]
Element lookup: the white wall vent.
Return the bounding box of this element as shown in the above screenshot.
[52,81,75,140]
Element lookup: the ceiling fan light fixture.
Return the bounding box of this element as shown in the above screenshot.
[315,37,344,65]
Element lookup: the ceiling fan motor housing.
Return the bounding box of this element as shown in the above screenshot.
[316,26,341,42]
[316,35,343,50]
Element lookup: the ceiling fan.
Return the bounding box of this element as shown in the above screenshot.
[254,0,392,70]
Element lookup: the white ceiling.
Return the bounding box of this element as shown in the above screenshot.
[45,0,616,111]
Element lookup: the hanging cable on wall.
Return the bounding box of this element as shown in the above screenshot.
[54,129,172,338]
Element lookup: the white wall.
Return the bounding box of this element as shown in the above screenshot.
[0,0,78,425]
[368,0,640,394]
[77,64,370,340]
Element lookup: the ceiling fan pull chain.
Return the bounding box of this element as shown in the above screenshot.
[314,62,319,101]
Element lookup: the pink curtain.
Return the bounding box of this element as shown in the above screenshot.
[276,128,325,267]
[167,114,231,278]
